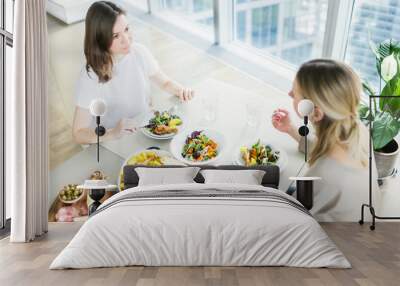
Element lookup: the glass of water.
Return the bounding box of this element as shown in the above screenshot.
[201,95,218,123]
[246,101,262,127]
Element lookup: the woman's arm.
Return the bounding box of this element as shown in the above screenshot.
[272,108,317,154]
[72,107,125,144]
[272,108,301,142]
[149,71,194,101]
[287,125,302,143]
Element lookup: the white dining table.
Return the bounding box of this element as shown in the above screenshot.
[101,78,305,192]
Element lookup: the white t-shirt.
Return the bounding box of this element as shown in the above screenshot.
[75,43,160,129]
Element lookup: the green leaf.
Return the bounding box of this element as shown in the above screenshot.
[380,77,400,116]
[375,39,400,62]
[358,103,372,122]
[372,112,400,150]
[362,81,376,96]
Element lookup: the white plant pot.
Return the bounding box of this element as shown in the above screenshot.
[374,138,399,178]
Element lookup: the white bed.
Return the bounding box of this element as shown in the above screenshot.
[50,183,350,269]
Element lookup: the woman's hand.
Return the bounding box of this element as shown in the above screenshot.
[112,118,137,139]
[149,71,195,102]
[272,109,294,133]
[176,87,195,102]
[272,108,302,143]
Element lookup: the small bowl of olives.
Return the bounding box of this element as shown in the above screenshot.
[59,184,85,204]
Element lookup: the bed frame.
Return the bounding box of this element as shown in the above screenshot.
[123,165,280,190]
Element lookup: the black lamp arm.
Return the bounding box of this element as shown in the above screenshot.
[298,116,310,162]
[94,116,106,162]
[95,116,106,136]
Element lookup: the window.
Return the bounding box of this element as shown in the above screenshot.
[233,0,328,66]
[5,0,12,33]
[236,10,246,41]
[346,0,400,89]
[129,0,149,11]
[4,44,11,222]
[125,1,363,89]
[1,0,14,231]
[251,4,279,48]
[151,0,214,40]
[281,43,313,65]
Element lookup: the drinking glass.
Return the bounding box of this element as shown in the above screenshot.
[201,95,218,123]
[246,101,262,127]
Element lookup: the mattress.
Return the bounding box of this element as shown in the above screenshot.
[50,183,350,269]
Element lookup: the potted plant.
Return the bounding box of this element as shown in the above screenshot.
[359,39,400,178]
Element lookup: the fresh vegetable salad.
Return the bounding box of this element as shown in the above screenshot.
[182,131,218,161]
[240,140,280,166]
[146,111,182,135]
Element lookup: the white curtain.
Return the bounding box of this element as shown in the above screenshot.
[8,0,49,242]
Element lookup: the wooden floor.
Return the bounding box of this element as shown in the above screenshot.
[0,222,399,286]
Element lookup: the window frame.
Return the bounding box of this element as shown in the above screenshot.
[1,0,13,232]
[321,0,355,60]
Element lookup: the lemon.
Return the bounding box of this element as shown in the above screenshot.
[240,146,248,153]
[169,118,182,127]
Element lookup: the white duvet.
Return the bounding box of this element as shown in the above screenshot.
[50,183,350,269]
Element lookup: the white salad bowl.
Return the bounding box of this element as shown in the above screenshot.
[141,111,184,140]
[170,129,226,166]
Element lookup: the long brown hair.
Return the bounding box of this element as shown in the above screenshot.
[84,1,125,82]
[295,59,368,167]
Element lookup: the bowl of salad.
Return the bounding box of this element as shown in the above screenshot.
[141,110,184,140]
[58,184,84,204]
[170,129,226,165]
[235,139,288,172]
[118,149,185,190]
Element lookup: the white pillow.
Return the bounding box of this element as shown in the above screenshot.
[136,167,200,186]
[200,169,266,185]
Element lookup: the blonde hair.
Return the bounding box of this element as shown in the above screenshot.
[295,59,368,167]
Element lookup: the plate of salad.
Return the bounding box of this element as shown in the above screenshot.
[118,149,185,191]
[141,110,184,140]
[170,129,226,165]
[235,139,288,172]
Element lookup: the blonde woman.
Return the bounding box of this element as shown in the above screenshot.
[272,59,379,221]
[72,1,194,144]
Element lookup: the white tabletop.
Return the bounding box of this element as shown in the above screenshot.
[101,78,305,191]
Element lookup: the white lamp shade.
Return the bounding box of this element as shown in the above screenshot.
[298,99,314,117]
[89,98,107,117]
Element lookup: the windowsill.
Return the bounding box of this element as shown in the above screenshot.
[221,42,296,85]
[121,1,294,93]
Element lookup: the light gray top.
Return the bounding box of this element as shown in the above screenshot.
[296,137,380,222]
